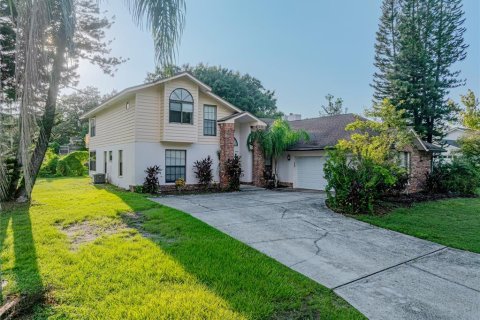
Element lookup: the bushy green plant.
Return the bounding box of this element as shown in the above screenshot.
[224,155,243,191]
[193,156,213,188]
[56,151,89,177]
[324,149,405,214]
[425,159,480,195]
[143,165,161,194]
[324,101,411,214]
[39,148,60,177]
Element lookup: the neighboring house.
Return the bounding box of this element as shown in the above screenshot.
[439,127,472,161]
[273,114,444,193]
[80,72,266,190]
[59,137,85,155]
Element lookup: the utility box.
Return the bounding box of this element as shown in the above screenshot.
[93,173,106,184]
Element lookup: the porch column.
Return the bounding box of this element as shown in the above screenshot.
[251,125,266,187]
[219,122,235,188]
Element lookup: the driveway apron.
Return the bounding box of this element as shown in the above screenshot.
[150,188,480,320]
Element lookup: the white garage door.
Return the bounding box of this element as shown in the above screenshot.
[295,156,327,190]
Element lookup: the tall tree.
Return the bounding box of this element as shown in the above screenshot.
[51,86,103,147]
[146,64,282,118]
[372,0,467,143]
[319,94,347,116]
[372,0,401,102]
[1,0,185,203]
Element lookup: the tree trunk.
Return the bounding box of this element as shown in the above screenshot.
[14,33,67,200]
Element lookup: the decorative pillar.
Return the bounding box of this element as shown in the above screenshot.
[219,122,235,188]
[251,125,266,187]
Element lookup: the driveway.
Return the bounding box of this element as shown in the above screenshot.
[150,187,480,320]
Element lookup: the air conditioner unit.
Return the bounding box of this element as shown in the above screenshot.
[93,173,106,184]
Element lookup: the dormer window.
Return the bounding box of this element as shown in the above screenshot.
[169,88,193,124]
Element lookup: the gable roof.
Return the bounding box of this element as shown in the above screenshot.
[80,72,241,119]
[217,111,266,126]
[287,113,445,152]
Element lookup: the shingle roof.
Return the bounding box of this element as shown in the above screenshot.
[286,113,445,152]
[422,141,446,152]
[442,139,460,148]
[287,114,366,150]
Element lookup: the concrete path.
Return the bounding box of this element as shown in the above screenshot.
[150,188,480,320]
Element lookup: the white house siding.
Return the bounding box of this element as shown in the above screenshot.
[135,87,162,142]
[162,78,200,143]
[88,96,136,189]
[88,96,136,148]
[133,142,221,186]
[90,142,136,189]
[197,92,235,145]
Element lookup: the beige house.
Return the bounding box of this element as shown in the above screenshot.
[81,72,266,190]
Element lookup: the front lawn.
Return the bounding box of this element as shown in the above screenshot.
[356,197,480,254]
[0,177,363,319]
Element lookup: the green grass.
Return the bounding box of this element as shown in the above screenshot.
[356,197,480,254]
[0,177,364,319]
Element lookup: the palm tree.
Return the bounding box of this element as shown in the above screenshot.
[248,119,309,187]
[0,0,186,203]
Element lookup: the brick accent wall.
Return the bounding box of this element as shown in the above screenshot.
[219,123,235,188]
[405,146,432,193]
[251,126,266,187]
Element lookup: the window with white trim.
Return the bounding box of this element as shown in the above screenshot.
[165,150,186,183]
[169,88,193,124]
[203,105,217,136]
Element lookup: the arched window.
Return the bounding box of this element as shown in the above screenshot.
[169,88,193,124]
[234,138,238,146]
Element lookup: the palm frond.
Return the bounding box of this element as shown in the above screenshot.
[125,0,185,66]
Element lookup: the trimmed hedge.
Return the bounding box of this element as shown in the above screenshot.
[56,151,89,177]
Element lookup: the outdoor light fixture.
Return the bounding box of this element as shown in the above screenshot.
[287,154,291,161]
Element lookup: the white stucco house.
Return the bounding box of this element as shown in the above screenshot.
[81,72,443,193]
[81,72,266,190]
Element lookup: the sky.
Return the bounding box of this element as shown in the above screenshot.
[76,0,480,118]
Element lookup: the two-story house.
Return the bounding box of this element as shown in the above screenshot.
[81,72,266,190]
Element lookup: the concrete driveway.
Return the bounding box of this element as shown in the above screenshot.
[150,187,480,320]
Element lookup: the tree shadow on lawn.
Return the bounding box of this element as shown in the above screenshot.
[0,203,45,316]
[96,185,364,320]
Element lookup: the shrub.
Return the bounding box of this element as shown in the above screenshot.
[133,185,144,193]
[425,159,480,195]
[224,155,243,191]
[56,151,89,177]
[39,148,60,177]
[324,149,404,214]
[175,178,186,191]
[143,165,162,194]
[193,156,213,188]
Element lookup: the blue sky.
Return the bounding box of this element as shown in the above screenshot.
[76,0,480,118]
